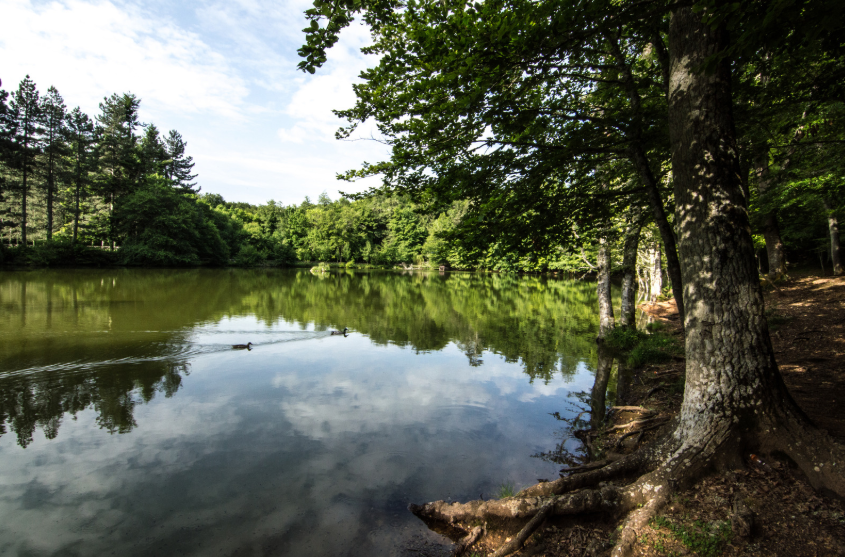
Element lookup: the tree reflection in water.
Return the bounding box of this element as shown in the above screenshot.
[0,268,606,448]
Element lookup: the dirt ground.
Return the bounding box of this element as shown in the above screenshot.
[405,273,845,557]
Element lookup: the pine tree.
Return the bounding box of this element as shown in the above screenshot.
[140,124,167,177]
[95,92,141,248]
[0,89,15,242]
[40,86,67,240]
[8,76,43,246]
[64,107,96,243]
[163,129,198,193]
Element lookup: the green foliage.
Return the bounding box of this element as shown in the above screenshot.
[603,327,643,352]
[233,245,265,267]
[2,238,117,267]
[650,516,733,557]
[117,179,228,267]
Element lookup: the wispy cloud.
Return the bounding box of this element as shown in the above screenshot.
[0,0,391,204]
[1,0,250,119]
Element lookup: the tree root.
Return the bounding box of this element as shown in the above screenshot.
[559,459,614,476]
[607,416,668,432]
[489,500,554,557]
[615,422,667,449]
[519,450,645,498]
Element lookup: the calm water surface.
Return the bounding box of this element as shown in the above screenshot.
[0,269,612,556]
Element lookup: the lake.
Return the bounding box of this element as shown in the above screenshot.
[0,268,614,556]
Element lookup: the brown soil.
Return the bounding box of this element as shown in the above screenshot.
[404,274,845,557]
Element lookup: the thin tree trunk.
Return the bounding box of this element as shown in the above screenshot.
[824,198,843,276]
[609,36,686,327]
[21,163,28,246]
[754,151,787,278]
[597,234,614,339]
[649,243,662,303]
[629,148,685,326]
[620,208,643,328]
[46,173,54,241]
[73,177,81,243]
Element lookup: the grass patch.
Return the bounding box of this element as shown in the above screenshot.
[650,516,732,557]
[497,481,516,498]
[603,326,682,368]
[629,333,682,367]
[765,308,792,333]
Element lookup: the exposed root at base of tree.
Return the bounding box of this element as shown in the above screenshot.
[410,418,845,557]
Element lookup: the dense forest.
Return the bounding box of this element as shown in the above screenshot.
[0,68,842,275]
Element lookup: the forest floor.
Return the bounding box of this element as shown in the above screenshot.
[404,272,845,557]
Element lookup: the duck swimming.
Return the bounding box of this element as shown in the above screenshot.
[232,342,253,350]
[330,327,349,336]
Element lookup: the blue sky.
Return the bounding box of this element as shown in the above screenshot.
[2,0,391,205]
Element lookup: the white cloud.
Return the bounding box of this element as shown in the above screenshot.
[0,0,391,204]
[1,0,250,119]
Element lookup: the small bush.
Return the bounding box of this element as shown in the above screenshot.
[604,326,644,351]
[233,245,265,267]
[3,239,118,267]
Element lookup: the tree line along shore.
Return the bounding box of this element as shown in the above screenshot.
[1,73,841,276]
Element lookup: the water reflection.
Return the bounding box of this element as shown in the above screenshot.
[0,269,609,556]
[0,269,600,447]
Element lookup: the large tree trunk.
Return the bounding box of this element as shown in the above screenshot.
[824,198,843,276]
[597,234,614,339]
[754,151,787,278]
[619,208,643,328]
[667,3,845,499]
[410,8,845,557]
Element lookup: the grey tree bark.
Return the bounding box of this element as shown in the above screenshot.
[597,235,614,339]
[824,198,843,276]
[620,208,643,328]
[590,347,613,429]
[648,243,662,303]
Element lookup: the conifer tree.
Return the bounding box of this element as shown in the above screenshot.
[163,130,198,193]
[65,107,96,243]
[8,76,43,246]
[0,89,15,241]
[40,86,67,240]
[95,92,141,248]
[140,124,167,177]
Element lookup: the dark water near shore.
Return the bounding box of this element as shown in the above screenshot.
[0,268,611,556]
